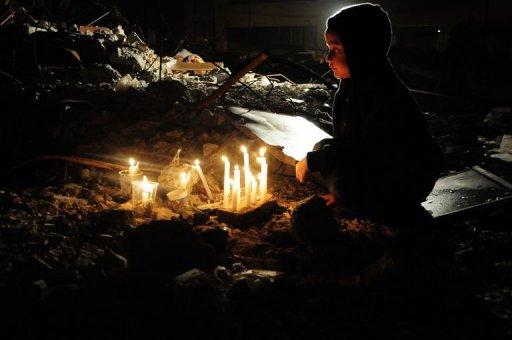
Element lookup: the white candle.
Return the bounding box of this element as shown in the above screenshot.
[233,165,241,211]
[129,158,139,175]
[241,145,250,170]
[141,175,153,207]
[258,147,268,202]
[250,174,257,205]
[244,170,251,208]
[132,175,159,216]
[222,156,230,209]
[241,145,251,208]
[194,160,213,201]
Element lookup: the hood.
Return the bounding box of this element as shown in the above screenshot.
[327,3,393,81]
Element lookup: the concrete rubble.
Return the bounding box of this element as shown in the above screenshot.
[1,7,512,339]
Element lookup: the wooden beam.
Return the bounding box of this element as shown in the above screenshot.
[189,51,269,112]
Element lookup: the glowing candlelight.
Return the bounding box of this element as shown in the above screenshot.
[141,176,153,206]
[119,158,142,195]
[229,179,236,210]
[250,174,258,205]
[241,146,251,207]
[222,155,230,209]
[233,165,241,211]
[241,145,250,170]
[258,147,268,202]
[194,160,213,201]
[132,175,158,215]
[128,158,139,175]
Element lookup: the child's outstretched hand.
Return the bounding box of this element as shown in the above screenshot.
[295,157,309,183]
[321,193,336,208]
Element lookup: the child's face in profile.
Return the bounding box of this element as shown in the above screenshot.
[324,31,351,79]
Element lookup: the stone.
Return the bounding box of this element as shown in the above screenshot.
[81,63,121,84]
[193,211,209,225]
[31,279,48,302]
[195,225,228,255]
[91,194,105,204]
[125,220,216,273]
[80,168,92,181]
[291,196,340,246]
[61,183,82,196]
[180,210,195,221]
[363,252,394,286]
[229,269,282,300]
[143,80,187,114]
[214,266,231,282]
[99,248,128,271]
[155,207,179,220]
[232,262,246,273]
[88,209,135,233]
[172,269,224,316]
[339,275,361,287]
[109,46,146,72]
[196,108,217,128]
[113,74,145,92]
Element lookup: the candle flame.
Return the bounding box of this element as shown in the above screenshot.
[141,175,152,192]
[241,145,247,153]
[259,147,266,156]
[221,155,228,162]
[129,158,135,166]
[194,159,200,166]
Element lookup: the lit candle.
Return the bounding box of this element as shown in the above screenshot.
[241,146,251,207]
[140,175,155,208]
[229,179,236,210]
[131,175,158,216]
[222,155,230,209]
[241,145,250,170]
[244,170,251,208]
[233,165,241,211]
[258,147,268,202]
[194,160,213,201]
[129,158,139,175]
[250,174,258,205]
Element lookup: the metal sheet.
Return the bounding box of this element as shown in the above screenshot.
[229,107,332,162]
[422,166,512,219]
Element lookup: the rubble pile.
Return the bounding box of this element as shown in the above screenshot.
[1,8,512,339]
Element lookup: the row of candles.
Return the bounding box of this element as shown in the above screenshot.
[119,145,269,214]
[222,146,268,211]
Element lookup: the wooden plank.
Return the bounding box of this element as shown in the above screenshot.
[171,61,223,72]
